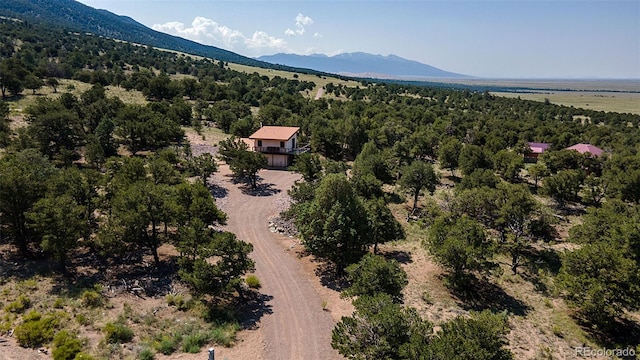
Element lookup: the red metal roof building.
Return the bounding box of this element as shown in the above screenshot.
[566,143,604,157]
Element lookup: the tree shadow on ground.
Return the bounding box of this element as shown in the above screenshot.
[387,192,405,205]
[521,246,562,294]
[446,274,531,316]
[314,261,350,292]
[208,183,228,199]
[580,317,640,357]
[0,245,55,281]
[49,251,179,299]
[236,290,274,330]
[380,250,413,264]
[239,182,281,197]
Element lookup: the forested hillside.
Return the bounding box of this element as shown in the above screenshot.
[0,0,335,74]
[1,16,639,359]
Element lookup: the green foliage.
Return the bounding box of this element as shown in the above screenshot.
[399,160,439,212]
[559,206,640,328]
[245,274,261,289]
[541,169,585,207]
[103,322,134,344]
[364,197,405,252]
[153,335,177,355]
[425,310,513,360]
[52,330,83,360]
[4,295,31,313]
[527,163,549,189]
[26,96,85,162]
[178,231,255,297]
[291,152,323,182]
[81,288,105,308]
[343,254,408,302]
[190,153,218,185]
[332,294,431,360]
[14,311,58,348]
[27,194,88,266]
[218,137,267,188]
[541,149,584,174]
[438,138,462,176]
[138,348,154,360]
[114,104,184,154]
[0,149,55,255]
[458,168,500,190]
[295,174,371,270]
[426,215,495,278]
[493,149,524,182]
[209,322,240,347]
[459,144,492,176]
[351,141,393,184]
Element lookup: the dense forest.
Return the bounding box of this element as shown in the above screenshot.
[1,17,639,359]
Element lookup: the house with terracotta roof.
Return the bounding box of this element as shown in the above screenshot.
[525,142,551,162]
[248,126,309,167]
[566,143,604,157]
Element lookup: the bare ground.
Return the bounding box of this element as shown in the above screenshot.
[213,165,343,360]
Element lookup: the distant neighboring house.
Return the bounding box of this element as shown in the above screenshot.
[248,126,309,167]
[566,143,604,157]
[525,142,551,162]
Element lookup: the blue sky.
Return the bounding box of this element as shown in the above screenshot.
[76,0,640,79]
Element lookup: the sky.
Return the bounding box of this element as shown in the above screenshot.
[75,0,640,79]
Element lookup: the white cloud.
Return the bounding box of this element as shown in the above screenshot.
[313,32,323,38]
[245,31,288,51]
[153,17,289,54]
[153,17,243,48]
[296,13,313,27]
[285,13,314,36]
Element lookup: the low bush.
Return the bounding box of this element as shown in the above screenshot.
[138,348,154,360]
[245,275,261,289]
[153,335,177,355]
[52,330,83,360]
[103,322,134,344]
[14,311,58,348]
[81,289,104,308]
[4,295,31,313]
[210,322,240,347]
[181,332,208,353]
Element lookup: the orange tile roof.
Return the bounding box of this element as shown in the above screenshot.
[249,126,300,141]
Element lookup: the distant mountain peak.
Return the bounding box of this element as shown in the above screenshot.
[257,52,470,79]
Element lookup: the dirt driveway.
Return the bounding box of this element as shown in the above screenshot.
[213,165,341,360]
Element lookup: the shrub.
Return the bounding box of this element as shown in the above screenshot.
[210,322,240,347]
[4,295,31,313]
[81,289,104,308]
[103,322,134,344]
[53,298,65,309]
[165,294,190,311]
[138,348,154,360]
[75,313,90,326]
[245,275,261,289]
[153,335,176,355]
[52,330,83,360]
[181,332,207,353]
[14,311,58,348]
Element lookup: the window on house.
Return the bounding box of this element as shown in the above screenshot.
[258,140,262,147]
[280,141,285,148]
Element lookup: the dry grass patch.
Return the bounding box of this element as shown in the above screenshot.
[492,91,640,115]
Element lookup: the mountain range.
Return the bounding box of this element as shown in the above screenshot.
[257,53,469,79]
[0,0,469,79]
